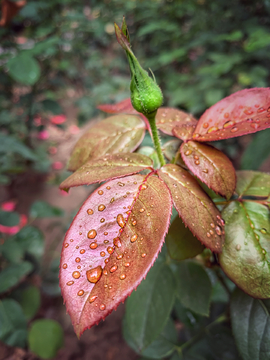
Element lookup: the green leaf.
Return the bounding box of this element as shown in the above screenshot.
[41,99,63,115]
[166,216,204,260]
[174,299,203,329]
[231,288,270,360]
[123,316,177,359]
[175,261,212,316]
[125,261,176,350]
[28,319,64,359]
[0,262,33,294]
[241,129,270,170]
[219,201,270,298]
[13,226,44,259]
[19,286,41,320]
[0,133,37,161]
[0,237,24,263]
[7,53,41,85]
[235,171,270,198]
[0,210,20,226]
[30,201,64,218]
[0,299,27,348]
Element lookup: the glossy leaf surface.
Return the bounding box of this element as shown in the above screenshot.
[181,141,236,199]
[60,174,172,336]
[193,88,270,142]
[97,98,137,115]
[175,261,212,316]
[156,107,197,140]
[235,171,270,198]
[231,288,270,360]
[219,201,270,298]
[125,261,175,349]
[166,216,204,260]
[158,164,225,252]
[60,153,153,190]
[68,115,146,171]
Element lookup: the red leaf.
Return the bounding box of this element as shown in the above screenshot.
[158,164,225,252]
[68,115,146,171]
[60,174,172,336]
[193,88,270,142]
[97,98,137,115]
[156,107,197,140]
[180,141,236,200]
[60,153,153,190]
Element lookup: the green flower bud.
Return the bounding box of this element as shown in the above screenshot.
[115,20,163,117]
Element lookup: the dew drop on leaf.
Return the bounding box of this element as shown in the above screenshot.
[77,290,84,296]
[261,228,267,234]
[113,237,122,247]
[90,242,98,249]
[63,263,67,269]
[89,296,97,303]
[100,304,106,311]
[110,265,118,273]
[98,190,104,195]
[130,234,138,243]
[120,274,126,280]
[86,266,102,283]
[98,205,106,211]
[117,214,125,228]
[67,281,74,286]
[125,262,130,267]
[87,209,94,215]
[88,230,97,239]
[100,251,106,257]
[72,271,81,279]
[80,249,85,254]
[107,246,114,254]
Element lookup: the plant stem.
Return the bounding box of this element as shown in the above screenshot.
[146,111,166,167]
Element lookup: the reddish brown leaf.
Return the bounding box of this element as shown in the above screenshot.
[68,115,146,171]
[180,141,236,200]
[0,0,26,27]
[97,98,137,115]
[158,164,225,252]
[60,174,172,336]
[60,153,153,190]
[193,88,270,142]
[156,107,197,140]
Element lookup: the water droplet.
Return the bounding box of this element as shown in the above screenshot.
[100,218,105,223]
[236,244,241,251]
[89,242,97,250]
[117,214,125,228]
[77,290,84,296]
[80,249,85,254]
[107,246,114,254]
[77,265,81,269]
[103,269,108,275]
[100,251,106,257]
[98,190,104,195]
[66,281,74,286]
[202,169,208,173]
[120,274,126,280]
[215,226,222,236]
[244,109,253,115]
[223,120,235,128]
[185,149,192,156]
[250,123,259,129]
[100,304,106,311]
[195,160,200,165]
[132,220,137,226]
[207,232,211,238]
[262,249,266,255]
[88,229,97,239]
[233,209,238,214]
[261,228,267,234]
[125,262,130,267]
[130,234,138,243]
[141,184,148,190]
[193,133,200,139]
[64,243,69,248]
[70,239,73,242]
[116,254,123,260]
[110,265,118,273]
[250,223,254,229]
[72,271,81,279]
[210,223,215,228]
[98,204,106,211]
[63,263,67,269]
[104,232,108,236]
[224,112,230,118]
[113,237,122,248]
[87,209,94,215]
[75,257,81,262]
[208,126,218,133]
[257,107,265,113]
[86,266,102,283]
[139,208,145,213]
[89,296,97,303]
[203,123,209,129]
[230,127,238,133]
[141,253,146,258]
[209,230,214,235]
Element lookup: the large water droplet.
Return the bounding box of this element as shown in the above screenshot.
[88,229,97,239]
[107,246,114,254]
[113,237,122,248]
[86,266,102,283]
[223,120,235,129]
[230,127,238,133]
[117,214,125,228]
[90,242,98,249]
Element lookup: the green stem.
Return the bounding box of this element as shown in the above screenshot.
[146,111,166,167]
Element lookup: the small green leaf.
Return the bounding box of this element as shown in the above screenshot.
[175,261,212,316]
[125,261,176,350]
[7,53,41,85]
[166,216,204,260]
[0,299,27,348]
[19,286,41,320]
[0,210,20,227]
[28,319,64,359]
[0,237,24,263]
[30,201,64,218]
[0,262,33,294]
[219,201,270,298]
[0,133,37,161]
[13,226,44,259]
[235,171,270,198]
[231,288,270,360]
[41,99,63,115]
